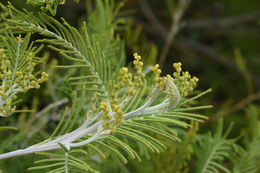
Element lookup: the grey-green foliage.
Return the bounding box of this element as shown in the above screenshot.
[2,1,254,173]
[28,92,211,172]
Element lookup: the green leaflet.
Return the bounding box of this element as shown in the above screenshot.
[107,136,138,160]
[95,140,128,164]
[0,126,17,131]
[125,121,179,142]
[195,119,236,173]
[30,151,99,173]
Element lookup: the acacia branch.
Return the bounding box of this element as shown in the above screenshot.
[0,86,173,160]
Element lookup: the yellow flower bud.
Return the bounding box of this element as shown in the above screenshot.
[154,77,159,82]
[119,119,124,125]
[111,128,116,133]
[173,63,178,68]
[27,66,33,71]
[176,67,182,73]
[102,121,108,127]
[1,65,6,70]
[107,116,112,120]
[159,80,164,86]
[105,107,110,113]
[123,74,128,79]
[31,81,36,85]
[5,100,11,106]
[92,107,97,113]
[122,67,128,73]
[38,78,44,83]
[24,87,29,92]
[12,95,17,100]
[35,84,40,89]
[5,60,10,66]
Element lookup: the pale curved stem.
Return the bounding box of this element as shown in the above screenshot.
[68,133,101,148]
[0,87,174,160]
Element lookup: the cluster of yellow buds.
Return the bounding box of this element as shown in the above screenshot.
[100,99,124,132]
[118,67,133,88]
[133,53,145,88]
[151,61,198,98]
[152,64,165,88]
[38,72,49,84]
[172,62,198,97]
[100,54,199,133]
[115,68,135,96]
[0,48,48,117]
[112,104,124,129]
[0,87,16,116]
[109,94,118,109]
[100,102,112,129]
[113,53,146,97]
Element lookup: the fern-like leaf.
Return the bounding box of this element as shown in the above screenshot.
[0,31,48,117]
[195,119,235,173]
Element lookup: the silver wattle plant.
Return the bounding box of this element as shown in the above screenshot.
[0,71,182,159]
